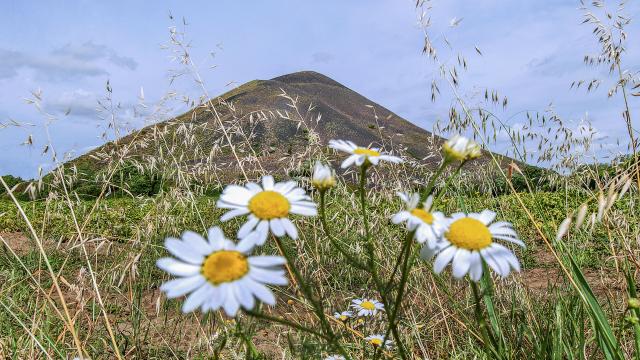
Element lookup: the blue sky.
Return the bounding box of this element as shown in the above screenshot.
[1,0,639,178]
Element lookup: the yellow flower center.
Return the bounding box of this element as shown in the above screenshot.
[446,218,492,250]
[201,250,249,285]
[248,191,290,220]
[410,208,434,224]
[369,338,383,347]
[361,301,376,310]
[339,315,348,321]
[354,148,380,157]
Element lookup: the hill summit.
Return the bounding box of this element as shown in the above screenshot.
[74,71,497,182]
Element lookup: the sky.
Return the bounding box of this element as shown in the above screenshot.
[1,0,639,178]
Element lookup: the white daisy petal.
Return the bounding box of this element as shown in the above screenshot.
[209,284,227,310]
[420,243,438,260]
[249,268,288,285]
[341,155,358,169]
[182,231,213,255]
[245,182,263,193]
[281,218,299,239]
[477,210,497,224]
[207,227,226,250]
[164,238,204,264]
[290,204,318,216]
[452,249,472,278]
[223,287,241,317]
[217,185,253,206]
[238,215,260,239]
[434,246,457,273]
[248,256,287,267]
[245,278,276,305]
[469,252,483,281]
[220,208,250,222]
[492,235,526,247]
[157,258,201,277]
[161,275,206,299]
[253,221,270,245]
[262,175,275,190]
[482,247,508,277]
[269,218,285,237]
[234,281,255,310]
[391,211,410,224]
[235,235,257,253]
[182,283,212,313]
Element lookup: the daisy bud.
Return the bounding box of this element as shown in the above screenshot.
[626,315,639,325]
[629,297,640,309]
[312,161,336,191]
[442,135,482,162]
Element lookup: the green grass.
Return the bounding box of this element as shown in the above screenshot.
[0,185,636,358]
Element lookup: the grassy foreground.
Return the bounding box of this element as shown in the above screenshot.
[0,184,635,358]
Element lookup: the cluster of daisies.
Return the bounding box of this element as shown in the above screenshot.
[327,136,525,281]
[393,194,524,281]
[330,297,393,355]
[155,135,524,330]
[156,174,318,316]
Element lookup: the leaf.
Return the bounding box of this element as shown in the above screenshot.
[568,255,623,360]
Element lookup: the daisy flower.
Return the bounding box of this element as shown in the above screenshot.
[312,161,336,190]
[351,298,384,317]
[421,210,525,281]
[216,175,317,245]
[156,227,288,317]
[443,135,482,162]
[328,139,403,168]
[365,334,393,349]
[391,192,446,246]
[333,310,354,322]
[324,356,345,360]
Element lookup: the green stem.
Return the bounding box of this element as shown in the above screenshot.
[383,233,413,294]
[433,162,465,206]
[617,63,640,192]
[421,160,450,202]
[272,236,350,358]
[623,265,640,358]
[470,281,501,359]
[244,309,326,339]
[319,190,367,270]
[358,164,408,359]
[359,165,375,271]
[378,231,415,359]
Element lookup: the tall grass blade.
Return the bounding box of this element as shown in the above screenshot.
[568,255,623,360]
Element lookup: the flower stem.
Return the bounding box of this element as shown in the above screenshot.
[421,160,450,202]
[378,231,415,359]
[433,162,465,206]
[272,235,350,358]
[470,280,501,359]
[319,190,367,270]
[357,165,408,359]
[244,309,327,339]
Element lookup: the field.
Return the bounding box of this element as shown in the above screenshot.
[1,162,639,359]
[2,1,640,359]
